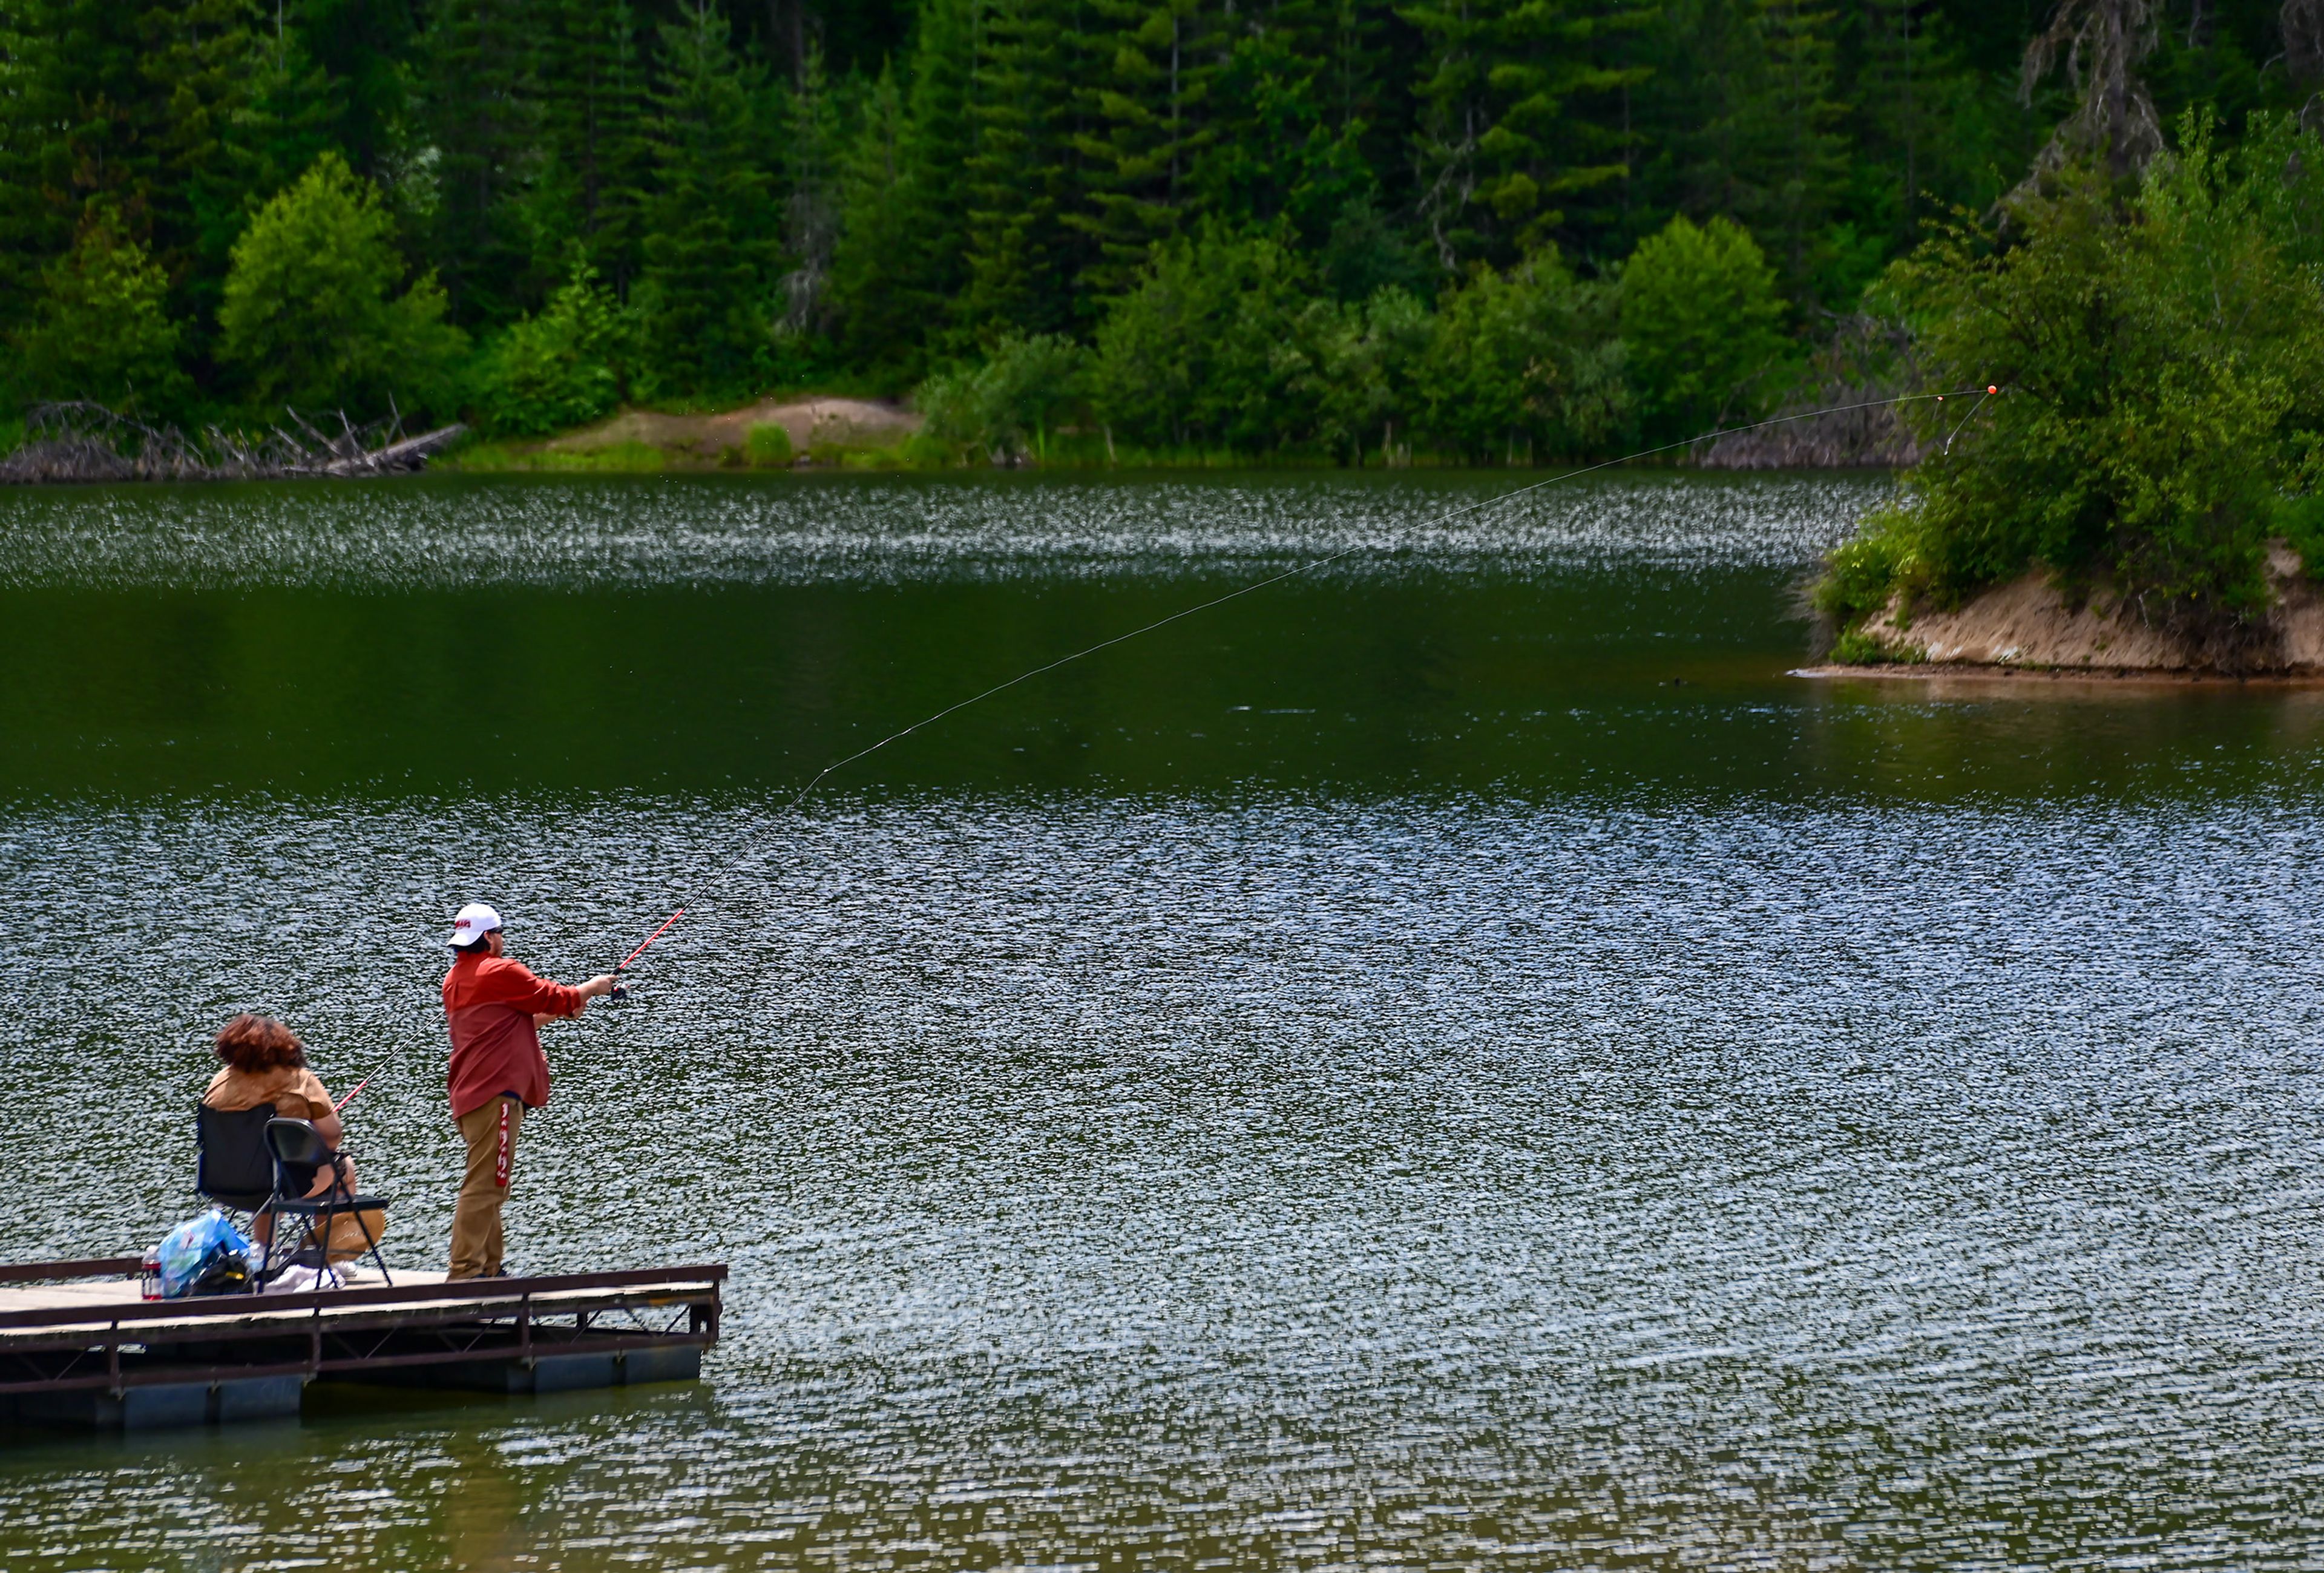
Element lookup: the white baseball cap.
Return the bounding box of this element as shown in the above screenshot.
[449,902,502,948]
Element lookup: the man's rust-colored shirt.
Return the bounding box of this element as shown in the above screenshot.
[442,954,581,1120]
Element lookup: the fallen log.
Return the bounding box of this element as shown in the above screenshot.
[0,402,466,484]
[320,424,466,476]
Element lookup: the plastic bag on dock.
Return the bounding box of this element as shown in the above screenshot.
[258,1263,335,1296]
[156,1208,252,1298]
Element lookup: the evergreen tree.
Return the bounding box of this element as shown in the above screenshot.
[1630,0,1848,300]
[1069,0,1217,294]
[779,42,848,344]
[1633,0,1765,228]
[0,0,149,318]
[421,0,538,324]
[233,24,345,211]
[231,0,418,208]
[0,0,264,349]
[1310,0,1430,234]
[144,0,273,323]
[1402,0,1655,266]
[1192,10,1377,248]
[1748,0,1846,298]
[960,0,1101,338]
[636,0,779,399]
[829,0,979,379]
[527,0,655,298]
[288,0,418,183]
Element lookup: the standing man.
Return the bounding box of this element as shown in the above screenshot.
[441,902,620,1280]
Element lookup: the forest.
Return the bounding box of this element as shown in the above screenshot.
[2,1,2322,464]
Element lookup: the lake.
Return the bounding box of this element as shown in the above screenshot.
[4,471,2323,1569]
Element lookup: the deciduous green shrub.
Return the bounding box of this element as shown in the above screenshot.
[1620,214,1793,444]
[1086,228,1327,453]
[743,422,794,467]
[8,215,188,416]
[1824,114,2324,656]
[1417,253,1626,463]
[467,262,632,436]
[919,331,1088,462]
[1308,286,1433,463]
[218,154,467,421]
[1812,516,1920,629]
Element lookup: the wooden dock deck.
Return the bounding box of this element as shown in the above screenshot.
[0,1257,724,1433]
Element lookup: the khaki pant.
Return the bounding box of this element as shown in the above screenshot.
[449,1096,526,1280]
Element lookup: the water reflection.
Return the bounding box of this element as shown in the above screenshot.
[6,572,2324,801]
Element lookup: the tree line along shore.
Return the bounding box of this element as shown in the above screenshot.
[0,2,2312,460]
[10,1,2324,671]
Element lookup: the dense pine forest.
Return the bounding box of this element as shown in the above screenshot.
[3,1,2322,463]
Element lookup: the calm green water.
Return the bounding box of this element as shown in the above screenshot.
[5,472,2324,1569]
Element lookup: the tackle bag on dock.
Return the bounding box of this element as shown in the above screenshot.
[156,1208,253,1298]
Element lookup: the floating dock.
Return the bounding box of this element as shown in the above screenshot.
[0,1256,724,1433]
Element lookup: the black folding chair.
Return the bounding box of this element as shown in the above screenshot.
[263,1118,393,1287]
[195,1102,278,1217]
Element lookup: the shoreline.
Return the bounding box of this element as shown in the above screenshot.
[1796,662,2324,688]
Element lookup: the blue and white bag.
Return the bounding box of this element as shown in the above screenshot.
[156,1208,252,1298]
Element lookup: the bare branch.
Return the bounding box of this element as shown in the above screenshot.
[2018,0,2163,185]
[0,402,463,484]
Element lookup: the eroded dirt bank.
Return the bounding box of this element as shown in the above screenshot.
[547,396,920,461]
[1819,542,2324,677]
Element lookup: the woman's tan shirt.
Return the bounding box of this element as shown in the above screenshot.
[203,1064,333,1122]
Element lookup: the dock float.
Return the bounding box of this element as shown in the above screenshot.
[0,1257,724,1433]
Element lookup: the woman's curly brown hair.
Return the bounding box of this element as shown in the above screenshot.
[214,1013,306,1072]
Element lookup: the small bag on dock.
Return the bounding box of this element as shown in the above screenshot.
[156,1209,252,1298]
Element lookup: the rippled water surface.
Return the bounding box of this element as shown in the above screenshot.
[0,470,1889,588]
[4,472,2324,1570]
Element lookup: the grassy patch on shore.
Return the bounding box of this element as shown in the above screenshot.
[444,438,669,473]
[440,424,1601,475]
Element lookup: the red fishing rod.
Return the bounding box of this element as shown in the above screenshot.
[606,907,684,1001]
[620,908,684,970]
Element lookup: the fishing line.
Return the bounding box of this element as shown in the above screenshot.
[604,385,2001,991]
[1940,386,1997,454]
[773,386,2003,813]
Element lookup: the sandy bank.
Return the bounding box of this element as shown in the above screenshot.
[547,396,920,461]
[1845,542,2324,675]
[1796,663,2324,688]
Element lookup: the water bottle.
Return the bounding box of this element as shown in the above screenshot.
[138,1246,162,1301]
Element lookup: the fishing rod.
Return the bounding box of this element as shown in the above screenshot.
[620,908,684,971]
[602,907,684,1002]
[768,386,2004,813]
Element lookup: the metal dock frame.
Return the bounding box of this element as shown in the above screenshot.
[0,1259,726,1432]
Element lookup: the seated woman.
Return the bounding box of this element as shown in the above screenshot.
[202,1013,356,1237]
